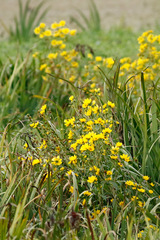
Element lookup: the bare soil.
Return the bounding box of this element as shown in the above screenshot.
[0,0,160,36]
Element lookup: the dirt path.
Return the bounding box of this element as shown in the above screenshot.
[0,0,160,36]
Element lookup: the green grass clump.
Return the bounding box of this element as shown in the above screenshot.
[1,0,49,41]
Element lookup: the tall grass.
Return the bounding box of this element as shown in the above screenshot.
[1,0,49,41]
[0,53,54,131]
[70,0,101,32]
[101,64,160,182]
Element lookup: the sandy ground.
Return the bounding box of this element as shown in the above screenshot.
[0,0,160,36]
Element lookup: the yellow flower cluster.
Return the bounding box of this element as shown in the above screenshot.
[27,26,160,230]
[33,21,117,97]
[40,104,47,115]
[34,20,76,38]
[119,30,160,94]
[30,121,39,128]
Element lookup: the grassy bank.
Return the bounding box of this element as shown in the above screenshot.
[0,20,160,239]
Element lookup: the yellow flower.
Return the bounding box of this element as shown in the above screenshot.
[137,188,145,193]
[125,180,134,186]
[80,143,89,152]
[68,130,74,140]
[105,57,114,68]
[39,139,47,149]
[94,118,104,125]
[39,22,46,28]
[58,20,66,27]
[51,39,58,46]
[143,175,149,181]
[116,142,122,147]
[40,104,47,114]
[40,64,47,71]
[87,53,93,59]
[90,210,100,220]
[137,230,144,238]
[55,146,60,153]
[45,67,51,74]
[70,29,77,35]
[87,176,97,183]
[105,177,112,181]
[39,33,44,38]
[149,190,153,194]
[82,199,86,206]
[119,201,124,207]
[51,156,62,166]
[120,57,131,64]
[30,121,39,128]
[43,29,52,37]
[32,52,39,58]
[92,105,99,114]
[106,171,112,175]
[80,118,86,123]
[66,170,73,176]
[88,144,95,152]
[64,117,75,127]
[42,76,47,81]
[60,44,66,49]
[120,63,130,71]
[69,186,74,193]
[85,107,92,116]
[110,146,119,154]
[51,22,59,29]
[23,143,28,149]
[95,56,102,62]
[90,83,96,88]
[69,75,76,82]
[70,143,77,151]
[131,196,138,201]
[102,128,112,134]
[120,153,130,162]
[107,101,115,108]
[82,98,92,108]
[92,166,100,175]
[71,61,79,68]
[118,162,123,167]
[86,120,94,126]
[149,224,156,230]
[32,159,41,166]
[83,191,92,196]
[61,28,70,34]
[138,201,145,207]
[110,155,118,160]
[68,155,77,164]
[34,27,41,35]
[47,53,58,59]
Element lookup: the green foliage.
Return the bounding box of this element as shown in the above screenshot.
[70,0,101,32]
[6,0,48,41]
[101,64,160,183]
[0,54,47,131]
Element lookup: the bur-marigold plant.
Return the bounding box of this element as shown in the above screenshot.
[17,93,160,239]
[14,25,160,238]
[119,30,160,96]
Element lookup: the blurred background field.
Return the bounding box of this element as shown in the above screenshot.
[0,0,160,34]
